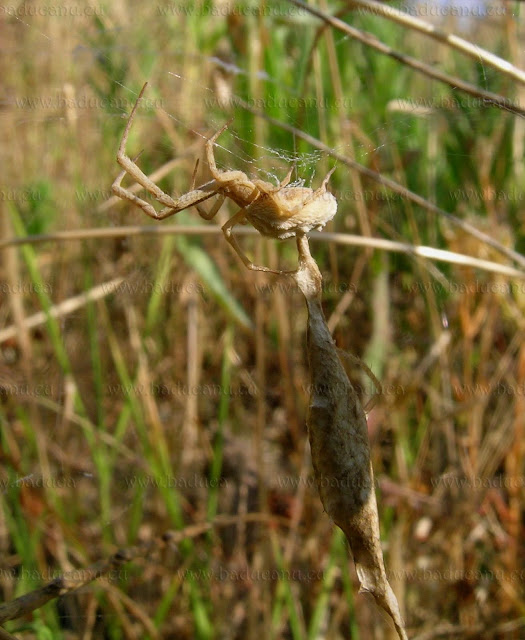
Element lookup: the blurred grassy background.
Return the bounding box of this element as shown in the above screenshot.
[1,0,524,638]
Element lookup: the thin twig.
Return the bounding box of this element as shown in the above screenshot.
[341,0,525,86]
[286,0,525,116]
[0,226,523,280]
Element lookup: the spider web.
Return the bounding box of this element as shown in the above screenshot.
[5,3,520,398]
[4,1,522,393]
[108,43,519,246]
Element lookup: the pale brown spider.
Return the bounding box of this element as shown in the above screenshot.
[112,82,337,274]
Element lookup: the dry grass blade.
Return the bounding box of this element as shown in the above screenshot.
[340,0,525,85]
[291,235,408,640]
[286,0,525,116]
[1,226,524,279]
[0,277,124,344]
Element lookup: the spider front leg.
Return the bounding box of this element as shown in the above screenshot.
[205,120,233,179]
[112,82,218,219]
[222,210,283,275]
[204,121,262,196]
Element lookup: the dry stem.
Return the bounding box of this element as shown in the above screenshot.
[292,235,408,640]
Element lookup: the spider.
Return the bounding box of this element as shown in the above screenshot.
[112,82,338,274]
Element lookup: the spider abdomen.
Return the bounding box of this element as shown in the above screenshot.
[246,189,337,240]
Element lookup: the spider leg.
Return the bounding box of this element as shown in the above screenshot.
[274,232,315,278]
[190,159,200,189]
[114,85,172,207]
[205,119,234,179]
[112,152,181,219]
[222,210,282,274]
[117,83,149,160]
[273,232,311,276]
[191,159,230,220]
[112,83,219,219]
[337,348,382,412]
[112,162,218,220]
[195,194,227,220]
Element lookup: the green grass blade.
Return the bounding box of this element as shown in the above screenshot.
[176,236,253,331]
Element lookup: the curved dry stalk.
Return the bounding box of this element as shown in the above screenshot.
[286,0,525,116]
[291,235,408,640]
[1,225,524,279]
[342,0,525,86]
